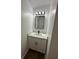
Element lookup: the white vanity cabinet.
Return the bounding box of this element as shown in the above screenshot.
[27,36,48,54]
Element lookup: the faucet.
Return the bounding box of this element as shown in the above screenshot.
[37,30,40,34]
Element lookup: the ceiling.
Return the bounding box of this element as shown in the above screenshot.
[27,0,58,13]
[28,0,50,8]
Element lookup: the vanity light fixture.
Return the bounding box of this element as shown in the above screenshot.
[35,11,45,15]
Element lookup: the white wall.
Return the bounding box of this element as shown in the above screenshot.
[21,0,33,58]
[45,0,58,59]
[48,7,58,59]
[45,9,56,59]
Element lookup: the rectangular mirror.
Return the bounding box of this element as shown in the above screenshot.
[34,16,45,29]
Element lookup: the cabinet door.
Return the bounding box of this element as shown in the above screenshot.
[36,38,47,53]
[41,39,47,53]
[35,38,43,52]
[28,37,37,50]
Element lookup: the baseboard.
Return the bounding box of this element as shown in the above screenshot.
[21,49,28,59]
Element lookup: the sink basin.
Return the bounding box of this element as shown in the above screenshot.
[34,33,46,36]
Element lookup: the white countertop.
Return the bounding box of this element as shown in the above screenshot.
[27,32,48,39]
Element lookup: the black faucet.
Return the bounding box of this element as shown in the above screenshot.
[38,30,40,34]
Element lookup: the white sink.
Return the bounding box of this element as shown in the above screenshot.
[28,32,48,39]
[33,33,46,36]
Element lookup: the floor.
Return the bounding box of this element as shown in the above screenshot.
[24,49,45,59]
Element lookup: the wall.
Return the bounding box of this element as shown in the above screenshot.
[21,0,33,58]
[45,9,56,59]
[45,0,58,59]
[48,6,58,59]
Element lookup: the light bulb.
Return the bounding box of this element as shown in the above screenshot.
[42,11,44,14]
[39,11,41,14]
[36,12,38,15]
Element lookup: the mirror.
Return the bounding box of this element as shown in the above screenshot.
[34,16,45,29]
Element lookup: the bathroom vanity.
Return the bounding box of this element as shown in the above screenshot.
[27,12,48,54]
[27,32,48,54]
